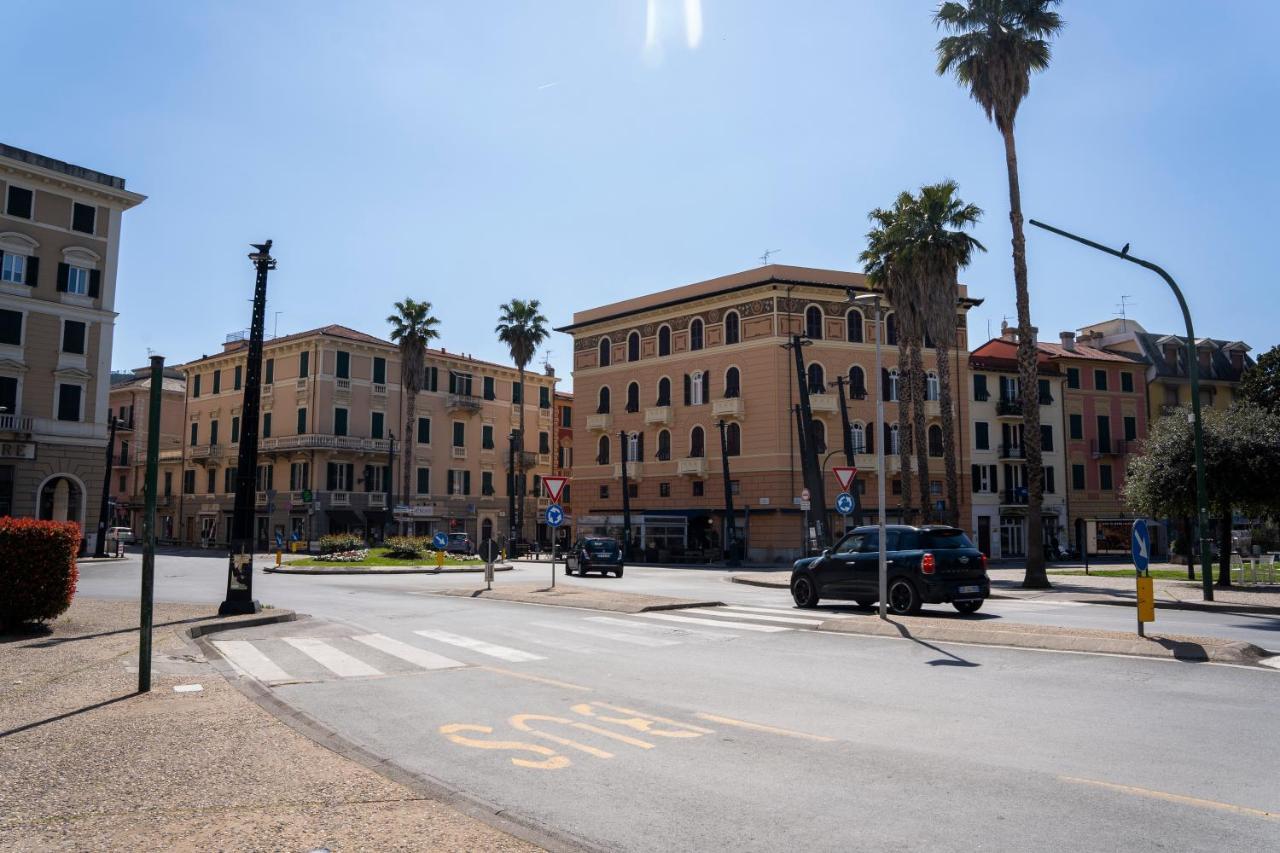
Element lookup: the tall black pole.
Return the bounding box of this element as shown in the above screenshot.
[833,375,863,527]
[385,430,395,542]
[618,430,633,559]
[139,355,163,692]
[220,240,274,615]
[717,419,739,567]
[791,334,829,549]
[94,416,118,557]
[793,405,809,553]
[507,431,517,551]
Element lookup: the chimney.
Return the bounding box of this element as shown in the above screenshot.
[1059,331,1076,352]
[1000,319,1015,341]
[544,363,556,377]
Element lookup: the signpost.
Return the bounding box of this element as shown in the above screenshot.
[1132,518,1154,637]
[479,538,499,590]
[834,492,854,516]
[832,467,857,493]
[545,503,564,588]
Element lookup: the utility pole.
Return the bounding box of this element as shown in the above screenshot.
[717,419,739,566]
[94,415,121,557]
[385,430,395,542]
[832,375,863,527]
[618,430,633,560]
[219,241,274,616]
[507,431,518,551]
[138,355,164,691]
[790,333,829,550]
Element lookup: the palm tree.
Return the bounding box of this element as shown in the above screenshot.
[935,0,1063,587]
[496,299,550,545]
[387,298,441,517]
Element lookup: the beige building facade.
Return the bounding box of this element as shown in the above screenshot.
[107,366,187,540]
[0,144,145,551]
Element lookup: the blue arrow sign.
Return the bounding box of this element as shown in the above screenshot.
[1131,518,1150,575]
[834,492,854,516]
[545,504,564,528]
[433,531,449,550]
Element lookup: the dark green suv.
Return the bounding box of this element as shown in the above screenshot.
[566,537,625,578]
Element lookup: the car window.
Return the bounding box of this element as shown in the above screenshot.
[834,533,863,554]
[922,530,975,549]
[895,531,919,550]
[859,531,878,552]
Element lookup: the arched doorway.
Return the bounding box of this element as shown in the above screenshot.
[38,475,84,525]
[481,517,493,543]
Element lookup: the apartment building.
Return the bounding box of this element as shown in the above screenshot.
[174,325,555,549]
[968,338,1068,559]
[107,366,187,540]
[557,265,979,563]
[553,389,574,546]
[0,144,145,550]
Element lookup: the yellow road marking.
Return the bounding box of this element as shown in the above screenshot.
[693,713,834,742]
[590,702,716,734]
[438,723,570,770]
[478,666,592,692]
[1058,776,1278,821]
[510,713,656,756]
[572,703,708,738]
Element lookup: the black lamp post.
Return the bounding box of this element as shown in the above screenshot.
[618,430,633,560]
[385,429,395,541]
[94,415,123,557]
[717,419,739,567]
[219,240,274,616]
[507,430,518,550]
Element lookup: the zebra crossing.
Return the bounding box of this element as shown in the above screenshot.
[210,605,838,686]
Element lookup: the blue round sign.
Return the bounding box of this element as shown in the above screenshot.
[545,504,564,528]
[1131,519,1150,574]
[433,531,449,550]
[835,492,854,516]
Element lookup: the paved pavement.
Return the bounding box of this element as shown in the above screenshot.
[72,551,1280,851]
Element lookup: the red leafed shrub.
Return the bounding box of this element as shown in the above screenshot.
[0,518,80,630]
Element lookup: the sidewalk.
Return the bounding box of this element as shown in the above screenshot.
[0,598,535,852]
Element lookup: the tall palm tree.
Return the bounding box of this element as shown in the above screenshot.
[496,299,550,545]
[936,0,1063,587]
[387,298,441,515]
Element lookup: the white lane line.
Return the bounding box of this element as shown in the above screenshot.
[1260,656,1280,670]
[634,612,791,633]
[351,634,466,670]
[722,605,860,620]
[533,620,681,648]
[212,640,292,683]
[283,638,382,678]
[683,608,825,626]
[413,629,545,662]
[991,598,1091,608]
[585,615,742,638]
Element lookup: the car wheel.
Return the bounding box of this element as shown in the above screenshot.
[615,569,624,578]
[886,579,921,615]
[791,574,820,608]
[954,600,983,614]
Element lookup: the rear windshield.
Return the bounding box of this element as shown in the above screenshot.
[585,538,618,552]
[920,530,974,549]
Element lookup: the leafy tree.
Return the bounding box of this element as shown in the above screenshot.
[387,299,441,512]
[1237,344,1280,413]
[936,0,1064,588]
[1125,404,1280,586]
[496,299,549,543]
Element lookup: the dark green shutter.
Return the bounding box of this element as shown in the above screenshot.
[25,255,38,287]
[56,262,69,292]
[88,269,101,298]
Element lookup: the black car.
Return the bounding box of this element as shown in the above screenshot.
[789,525,988,615]
[566,536,625,578]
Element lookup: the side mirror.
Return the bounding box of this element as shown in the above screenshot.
[821,548,832,559]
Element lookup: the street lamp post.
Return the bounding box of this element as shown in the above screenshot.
[507,431,518,552]
[855,293,889,618]
[94,415,122,557]
[717,419,739,567]
[1029,220,1214,601]
[618,430,633,560]
[385,430,395,542]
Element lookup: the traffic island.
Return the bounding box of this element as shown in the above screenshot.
[436,582,723,614]
[815,612,1274,666]
[731,571,790,589]
[266,563,514,576]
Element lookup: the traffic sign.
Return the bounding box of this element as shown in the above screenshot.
[1131,518,1150,575]
[545,504,564,528]
[834,492,854,515]
[433,531,449,550]
[801,488,811,501]
[833,467,858,492]
[479,539,500,563]
[543,476,569,503]
[800,500,811,511]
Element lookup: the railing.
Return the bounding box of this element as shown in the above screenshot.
[677,458,706,477]
[331,491,350,506]
[712,398,744,419]
[296,377,309,391]
[1039,393,1054,405]
[373,383,387,395]
[256,491,267,505]
[188,444,226,460]
[974,389,990,402]
[520,450,539,468]
[996,398,1023,417]
[368,493,387,508]
[447,394,482,413]
[262,384,273,397]
[645,406,673,425]
[1090,438,1127,456]
[614,462,643,480]
[0,413,34,432]
[259,434,391,453]
[999,443,1026,460]
[587,413,612,432]
[855,452,875,469]
[452,446,467,459]
[1002,489,1029,506]
[335,378,351,393]
[538,452,551,466]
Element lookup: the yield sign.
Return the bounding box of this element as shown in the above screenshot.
[543,476,570,503]
[833,466,858,491]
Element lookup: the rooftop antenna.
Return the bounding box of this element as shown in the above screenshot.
[1115,295,1135,332]
[274,311,283,338]
[760,249,780,266]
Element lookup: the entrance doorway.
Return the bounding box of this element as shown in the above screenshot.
[977,516,991,557]
[999,515,1025,558]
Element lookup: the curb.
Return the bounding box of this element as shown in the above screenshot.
[433,587,723,615]
[730,575,789,589]
[265,564,514,576]
[186,609,299,639]
[989,590,1280,617]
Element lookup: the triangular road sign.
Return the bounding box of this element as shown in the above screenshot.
[543,476,569,503]
[832,466,858,492]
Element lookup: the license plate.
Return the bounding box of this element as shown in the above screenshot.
[958,585,981,594]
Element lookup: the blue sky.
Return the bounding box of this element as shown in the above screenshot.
[6,2,1277,386]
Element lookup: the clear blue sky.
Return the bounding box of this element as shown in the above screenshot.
[7,2,1277,387]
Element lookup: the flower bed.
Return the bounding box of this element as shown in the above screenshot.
[315,548,370,562]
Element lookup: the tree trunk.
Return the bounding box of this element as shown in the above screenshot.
[1216,512,1232,588]
[517,365,527,544]
[936,341,959,527]
[910,341,931,523]
[401,386,415,513]
[1182,516,1194,580]
[896,342,913,521]
[1000,123,1048,589]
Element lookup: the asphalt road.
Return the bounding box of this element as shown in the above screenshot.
[79,553,1280,852]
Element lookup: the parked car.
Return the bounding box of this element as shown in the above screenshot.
[445,533,474,556]
[566,536,624,577]
[106,526,135,546]
[789,525,988,615]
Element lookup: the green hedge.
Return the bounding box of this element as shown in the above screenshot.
[0,518,80,630]
[385,536,433,558]
[319,534,363,554]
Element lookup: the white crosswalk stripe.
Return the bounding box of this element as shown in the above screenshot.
[352,634,466,670]
[213,640,293,683]
[634,612,791,633]
[533,620,681,647]
[683,607,825,626]
[585,615,744,638]
[283,637,382,677]
[413,629,545,662]
[720,605,859,620]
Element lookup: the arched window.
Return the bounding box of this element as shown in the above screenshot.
[724,311,740,345]
[598,337,611,367]
[886,368,899,402]
[848,365,866,399]
[687,371,707,405]
[724,367,740,398]
[807,363,825,394]
[726,422,741,456]
[627,331,640,362]
[926,372,939,402]
[597,386,610,414]
[889,424,900,454]
[811,420,827,454]
[690,318,704,351]
[851,422,866,454]
[656,376,671,406]
[689,426,705,458]
[928,424,944,457]
[657,429,672,461]
[805,305,824,340]
[597,434,610,465]
[658,325,671,357]
[885,313,898,346]
[626,382,640,413]
[627,431,642,461]
[846,309,864,343]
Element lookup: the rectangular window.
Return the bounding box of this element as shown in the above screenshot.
[659,482,671,498]
[1071,464,1086,490]
[190,422,198,446]
[1096,415,1111,453]
[483,376,495,400]
[599,484,609,499]
[531,474,542,497]
[417,467,431,494]
[299,350,310,378]
[1121,372,1134,393]
[163,471,172,497]
[325,462,354,491]
[255,464,273,491]
[482,471,495,496]
[426,366,438,392]
[66,266,90,295]
[265,358,274,384]
[334,408,348,436]
[56,384,81,421]
[452,421,465,447]
[118,474,126,493]
[289,462,310,490]
[482,424,494,449]
[296,407,307,434]
[209,420,219,445]
[1069,413,1083,440]
[233,365,242,390]
[0,309,22,345]
[1066,368,1080,389]
[336,351,350,379]
[212,369,221,395]
[5,185,33,219]
[539,431,550,454]
[193,374,201,398]
[207,469,216,494]
[224,467,236,493]
[628,482,639,499]
[973,374,988,401]
[1124,416,1137,442]
[1099,464,1113,491]
[71,202,96,234]
[0,252,25,284]
[373,357,386,385]
[1044,467,1056,494]
[974,422,989,451]
[692,480,704,497]
[371,411,384,439]
[1094,369,1108,391]
[230,416,240,443]
[1038,378,1052,404]
[0,377,16,415]
[262,412,271,438]
[540,386,551,409]
[183,470,195,495]
[512,382,522,404]
[417,417,431,444]
[561,406,572,428]
[1040,425,1053,453]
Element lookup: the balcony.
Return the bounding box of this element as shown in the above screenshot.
[373,383,387,396]
[613,462,643,481]
[1001,488,1029,507]
[886,456,918,474]
[296,377,309,391]
[520,450,539,469]
[368,493,387,509]
[587,413,612,433]
[808,393,838,414]
[158,449,183,463]
[262,384,273,397]
[645,406,673,426]
[451,446,467,459]
[330,491,351,507]
[1090,439,1128,457]
[712,398,745,420]
[256,491,267,505]
[0,413,34,432]
[855,452,876,470]
[998,443,1026,461]
[335,378,352,393]
[677,457,707,477]
[447,393,483,413]
[189,444,227,463]
[995,398,1023,419]
[258,434,391,454]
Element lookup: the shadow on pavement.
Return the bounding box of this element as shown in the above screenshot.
[0,692,138,740]
[884,618,980,667]
[10,615,215,648]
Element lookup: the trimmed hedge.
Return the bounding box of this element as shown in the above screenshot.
[0,518,80,630]
[384,536,432,558]
[319,534,363,554]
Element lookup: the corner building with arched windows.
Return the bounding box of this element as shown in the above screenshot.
[557,265,981,563]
